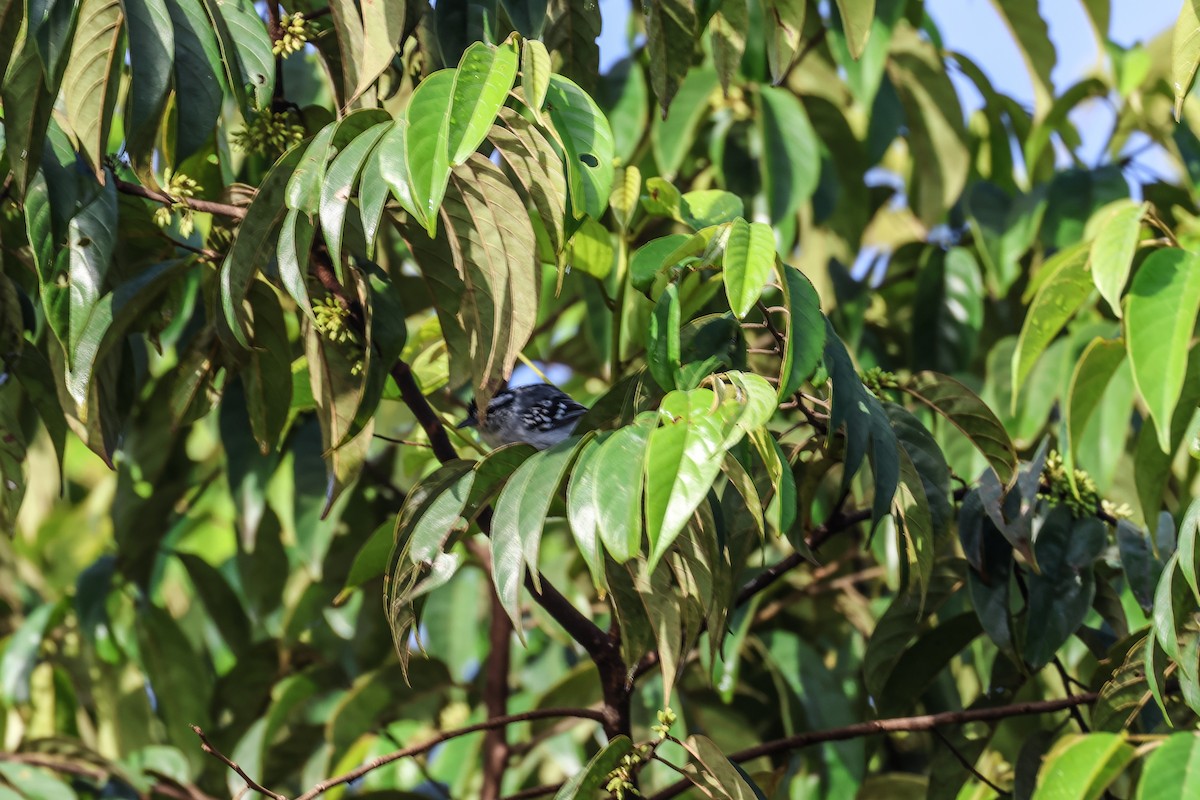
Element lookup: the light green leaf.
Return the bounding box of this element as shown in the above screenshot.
[276,208,315,318]
[492,438,584,631]
[1125,248,1200,453]
[1173,0,1200,120]
[589,416,655,563]
[1011,241,1092,401]
[984,0,1055,114]
[1064,337,1126,486]
[449,39,519,165]
[834,0,875,59]
[653,66,717,179]
[405,69,455,234]
[1136,732,1200,799]
[644,389,730,570]
[567,217,613,279]
[319,122,389,268]
[521,37,551,112]
[0,602,59,704]
[1032,733,1135,800]
[631,234,689,293]
[66,181,118,367]
[681,189,743,228]
[643,0,697,115]
[723,218,775,318]
[1087,199,1147,318]
[757,86,819,224]
[545,74,615,219]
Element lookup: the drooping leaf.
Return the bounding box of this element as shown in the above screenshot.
[491,437,584,631]
[2,30,57,196]
[168,0,225,161]
[121,0,175,172]
[647,283,682,391]
[1125,247,1200,453]
[404,69,455,233]
[757,86,819,224]
[404,155,539,397]
[902,371,1017,486]
[710,0,747,94]
[521,37,551,111]
[553,736,634,800]
[834,0,875,60]
[1086,199,1147,317]
[354,0,406,101]
[276,208,315,318]
[911,246,984,374]
[1031,733,1135,800]
[643,0,698,116]
[984,0,1055,114]
[319,122,390,268]
[777,263,824,398]
[207,0,274,112]
[1135,732,1200,799]
[448,39,519,165]
[763,0,805,83]
[723,218,775,319]
[1011,241,1092,400]
[220,145,306,348]
[1064,337,1126,484]
[62,0,123,178]
[1172,0,1200,119]
[543,0,599,92]
[653,66,718,179]
[489,107,568,259]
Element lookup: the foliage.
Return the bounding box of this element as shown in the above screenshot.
[2,1,1200,799]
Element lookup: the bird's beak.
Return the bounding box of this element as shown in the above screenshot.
[457,417,476,429]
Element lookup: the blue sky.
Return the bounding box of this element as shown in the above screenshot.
[595,0,1179,178]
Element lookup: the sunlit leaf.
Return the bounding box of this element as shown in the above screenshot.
[1086,199,1146,318]
[545,74,615,219]
[1032,733,1135,800]
[1011,242,1092,401]
[723,218,775,319]
[643,0,697,116]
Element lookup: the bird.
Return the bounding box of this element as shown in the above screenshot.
[457,383,588,450]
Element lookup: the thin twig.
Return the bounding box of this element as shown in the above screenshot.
[644,693,1100,800]
[500,784,562,800]
[191,725,288,800]
[931,728,1010,796]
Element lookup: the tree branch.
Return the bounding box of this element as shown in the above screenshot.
[114,177,247,221]
[481,577,514,799]
[191,724,287,800]
[644,692,1099,800]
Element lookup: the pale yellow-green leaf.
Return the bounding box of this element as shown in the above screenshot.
[1173,0,1200,120]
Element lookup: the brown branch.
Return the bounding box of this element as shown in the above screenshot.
[644,693,1100,800]
[114,178,247,221]
[481,579,514,799]
[191,725,287,800]
[0,753,218,800]
[500,783,562,800]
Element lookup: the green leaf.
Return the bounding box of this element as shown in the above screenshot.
[902,371,1017,486]
[723,219,775,319]
[648,283,682,391]
[681,189,743,228]
[491,437,584,631]
[757,86,819,224]
[566,217,613,279]
[1087,199,1147,317]
[521,37,552,111]
[319,122,390,268]
[1032,733,1136,800]
[1126,248,1200,453]
[682,734,764,799]
[405,69,455,233]
[176,553,252,655]
[1135,732,1200,799]
[404,155,538,396]
[545,74,615,220]
[631,234,689,293]
[2,31,56,197]
[599,56,648,164]
[554,736,634,800]
[276,207,315,318]
[354,0,406,101]
[777,263,824,397]
[643,0,697,116]
[564,436,608,587]
[1011,241,1092,401]
[984,0,1055,114]
[572,415,654,564]
[121,0,174,170]
[1065,337,1126,485]
[1024,509,1106,669]
[644,389,733,570]
[220,145,305,348]
[28,0,78,85]
[209,0,273,111]
[66,180,119,367]
[449,40,519,165]
[1178,498,1200,603]
[503,0,548,37]
[62,0,122,178]
[169,0,225,161]
[834,0,875,59]
[912,246,984,373]
[763,0,805,83]
[285,122,338,215]
[0,602,58,704]
[653,66,718,179]
[1173,0,1200,119]
[710,0,747,94]
[886,24,969,225]
[544,0,600,92]
[490,107,568,259]
[243,285,292,453]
